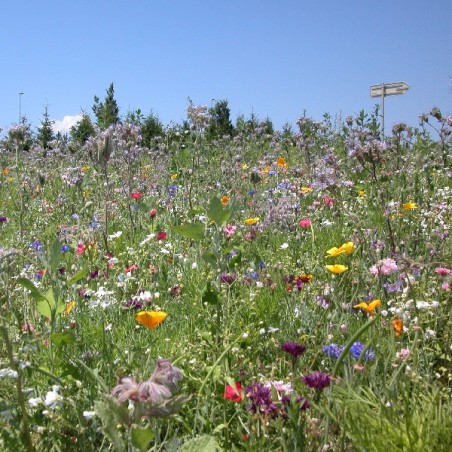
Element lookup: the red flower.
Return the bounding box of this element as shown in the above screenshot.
[130,192,143,199]
[76,243,86,255]
[150,209,157,218]
[224,382,243,402]
[156,231,167,241]
[125,264,138,273]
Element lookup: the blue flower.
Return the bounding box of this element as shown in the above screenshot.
[323,344,344,359]
[60,245,70,253]
[349,341,375,361]
[30,240,44,252]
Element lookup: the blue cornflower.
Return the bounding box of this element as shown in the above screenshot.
[323,344,344,359]
[248,189,256,195]
[30,240,44,252]
[258,260,266,269]
[60,245,70,253]
[349,341,375,361]
[89,217,101,230]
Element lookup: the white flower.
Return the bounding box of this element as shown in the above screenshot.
[29,397,43,408]
[191,262,198,269]
[0,368,18,379]
[108,231,122,240]
[267,327,279,333]
[44,386,63,410]
[83,410,96,420]
[425,328,436,339]
[280,243,289,249]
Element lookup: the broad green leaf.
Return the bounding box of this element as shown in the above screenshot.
[202,251,217,268]
[179,435,222,452]
[50,238,62,274]
[131,425,154,452]
[170,223,205,240]
[17,277,46,302]
[52,331,75,347]
[36,298,52,319]
[207,197,231,226]
[67,268,89,285]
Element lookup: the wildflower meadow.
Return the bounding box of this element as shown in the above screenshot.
[0,96,451,451]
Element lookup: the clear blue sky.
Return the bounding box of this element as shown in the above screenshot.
[1,0,451,134]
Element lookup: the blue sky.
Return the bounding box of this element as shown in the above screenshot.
[1,0,451,134]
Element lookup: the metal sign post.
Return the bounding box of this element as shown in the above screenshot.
[370,81,410,137]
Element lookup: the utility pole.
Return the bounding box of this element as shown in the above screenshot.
[19,92,24,123]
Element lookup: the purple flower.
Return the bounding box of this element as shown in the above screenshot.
[281,342,306,359]
[302,371,331,391]
[0,216,8,223]
[349,341,375,361]
[245,383,278,417]
[323,344,344,359]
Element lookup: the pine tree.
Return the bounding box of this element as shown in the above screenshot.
[207,99,233,140]
[36,105,54,150]
[92,83,120,129]
[70,113,95,145]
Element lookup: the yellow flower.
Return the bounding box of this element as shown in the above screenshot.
[170,173,178,181]
[358,190,366,197]
[81,165,90,173]
[277,157,288,168]
[63,300,76,316]
[83,190,90,198]
[353,299,381,315]
[241,164,249,170]
[135,311,168,329]
[326,242,355,258]
[301,186,313,193]
[325,264,348,274]
[402,201,417,211]
[221,195,231,206]
[261,166,271,174]
[244,217,260,225]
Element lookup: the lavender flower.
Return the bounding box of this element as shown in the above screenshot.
[245,382,278,417]
[302,371,331,391]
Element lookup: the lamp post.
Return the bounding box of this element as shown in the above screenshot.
[18,92,24,123]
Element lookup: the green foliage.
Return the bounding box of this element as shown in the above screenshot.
[92,82,120,129]
[206,99,233,140]
[36,105,54,150]
[69,112,95,145]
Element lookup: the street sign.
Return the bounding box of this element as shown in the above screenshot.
[370,81,410,98]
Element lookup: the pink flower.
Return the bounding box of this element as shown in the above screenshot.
[76,243,86,255]
[323,196,334,207]
[442,282,451,291]
[131,192,143,199]
[299,219,312,228]
[369,258,398,276]
[435,267,451,276]
[223,225,237,239]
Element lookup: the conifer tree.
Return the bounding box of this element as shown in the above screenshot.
[92,83,120,129]
[36,105,54,149]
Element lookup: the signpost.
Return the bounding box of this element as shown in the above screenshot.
[370,81,410,136]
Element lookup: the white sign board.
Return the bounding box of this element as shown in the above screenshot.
[370,82,410,98]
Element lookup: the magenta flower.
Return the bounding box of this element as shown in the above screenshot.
[435,267,451,276]
[302,371,331,391]
[299,218,312,228]
[223,225,237,239]
[281,342,306,359]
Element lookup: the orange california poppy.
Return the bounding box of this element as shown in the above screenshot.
[353,299,381,315]
[135,311,167,329]
[392,318,404,337]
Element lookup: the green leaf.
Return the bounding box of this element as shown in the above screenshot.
[202,251,217,268]
[170,223,205,240]
[131,425,155,452]
[202,282,219,305]
[67,268,89,285]
[207,197,231,226]
[17,277,46,302]
[50,238,62,274]
[36,298,52,319]
[52,331,75,347]
[179,435,222,452]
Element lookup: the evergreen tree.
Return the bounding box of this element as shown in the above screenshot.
[141,113,164,148]
[36,105,54,149]
[92,83,120,129]
[207,99,233,140]
[70,113,95,145]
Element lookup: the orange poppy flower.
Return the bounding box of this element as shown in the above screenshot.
[135,311,167,329]
[353,299,381,315]
[392,319,404,337]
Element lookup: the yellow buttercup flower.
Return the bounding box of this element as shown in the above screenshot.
[326,242,355,258]
[170,173,178,181]
[301,186,313,194]
[402,201,417,211]
[221,195,231,206]
[261,166,271,174]
[325,264,348,274]
[353,299,381,315]
[358,190,366,197]
[241,164,249,170]
[244,217,260,225]
[135,311,168,329]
